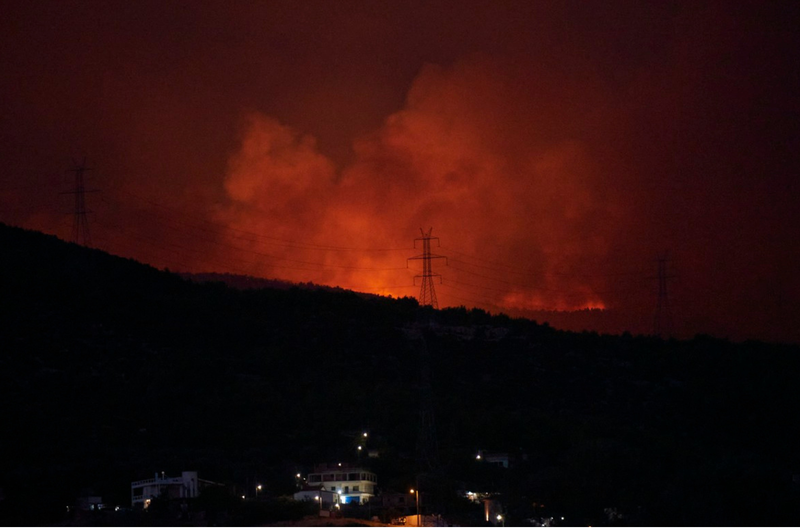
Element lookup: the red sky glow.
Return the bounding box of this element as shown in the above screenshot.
[2,0,798,343]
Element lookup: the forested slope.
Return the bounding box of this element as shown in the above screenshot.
[1,223,799,525]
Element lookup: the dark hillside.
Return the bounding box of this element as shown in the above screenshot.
[1,222,799,525]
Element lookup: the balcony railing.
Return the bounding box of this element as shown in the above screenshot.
[131,478,183,487]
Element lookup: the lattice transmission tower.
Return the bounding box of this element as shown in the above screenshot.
[653,253,676,337]
[404,326,439,474]
[61,158,97,246]
[407,228,447,309]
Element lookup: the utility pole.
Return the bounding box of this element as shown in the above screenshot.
[403,325,438,527]
[415,329,438,473]
[408,228,447,309]
[652,253,676,337]
[61,158,98,246]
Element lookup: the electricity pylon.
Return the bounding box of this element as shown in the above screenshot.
[408,228,447,309]
[403,326,439,473]
[61,158,98,246]
[653,253,676,337]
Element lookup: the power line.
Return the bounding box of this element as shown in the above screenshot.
[445,249,649,280]
[60,185,685,316]
[106,192,648,282]
[94,217,412,293]
[95,195,408,272]
[91,195,661,313]
[95,194,654,308]
[107,189,414,253]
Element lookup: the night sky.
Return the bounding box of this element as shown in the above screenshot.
[2,1,798,343]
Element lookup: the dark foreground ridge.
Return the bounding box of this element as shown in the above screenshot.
[1,222,799,526]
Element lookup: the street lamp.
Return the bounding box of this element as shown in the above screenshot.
[497,514,504,527]
[256,484,262,498]
[410,489,420,527]
[314,495,322,514]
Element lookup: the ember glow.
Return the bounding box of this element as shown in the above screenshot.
[1,1,798,342]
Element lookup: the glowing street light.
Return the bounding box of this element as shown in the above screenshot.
[314,495,322,513]
[410,489,420,527]
[497,514,504,527]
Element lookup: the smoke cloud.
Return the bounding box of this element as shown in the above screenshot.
[215,57,619,310]
[2,1,798,342]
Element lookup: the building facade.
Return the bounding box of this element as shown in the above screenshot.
[293,488,340,514]
[372,490,419,511]
[131,471,216,508]
[305,463,377,504]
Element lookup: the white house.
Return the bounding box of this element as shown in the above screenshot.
[305,463,377,504]
[131,471,217,508]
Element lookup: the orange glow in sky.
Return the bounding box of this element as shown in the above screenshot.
[1,1,798,342]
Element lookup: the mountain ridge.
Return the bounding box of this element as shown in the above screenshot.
[2,222,800,526]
